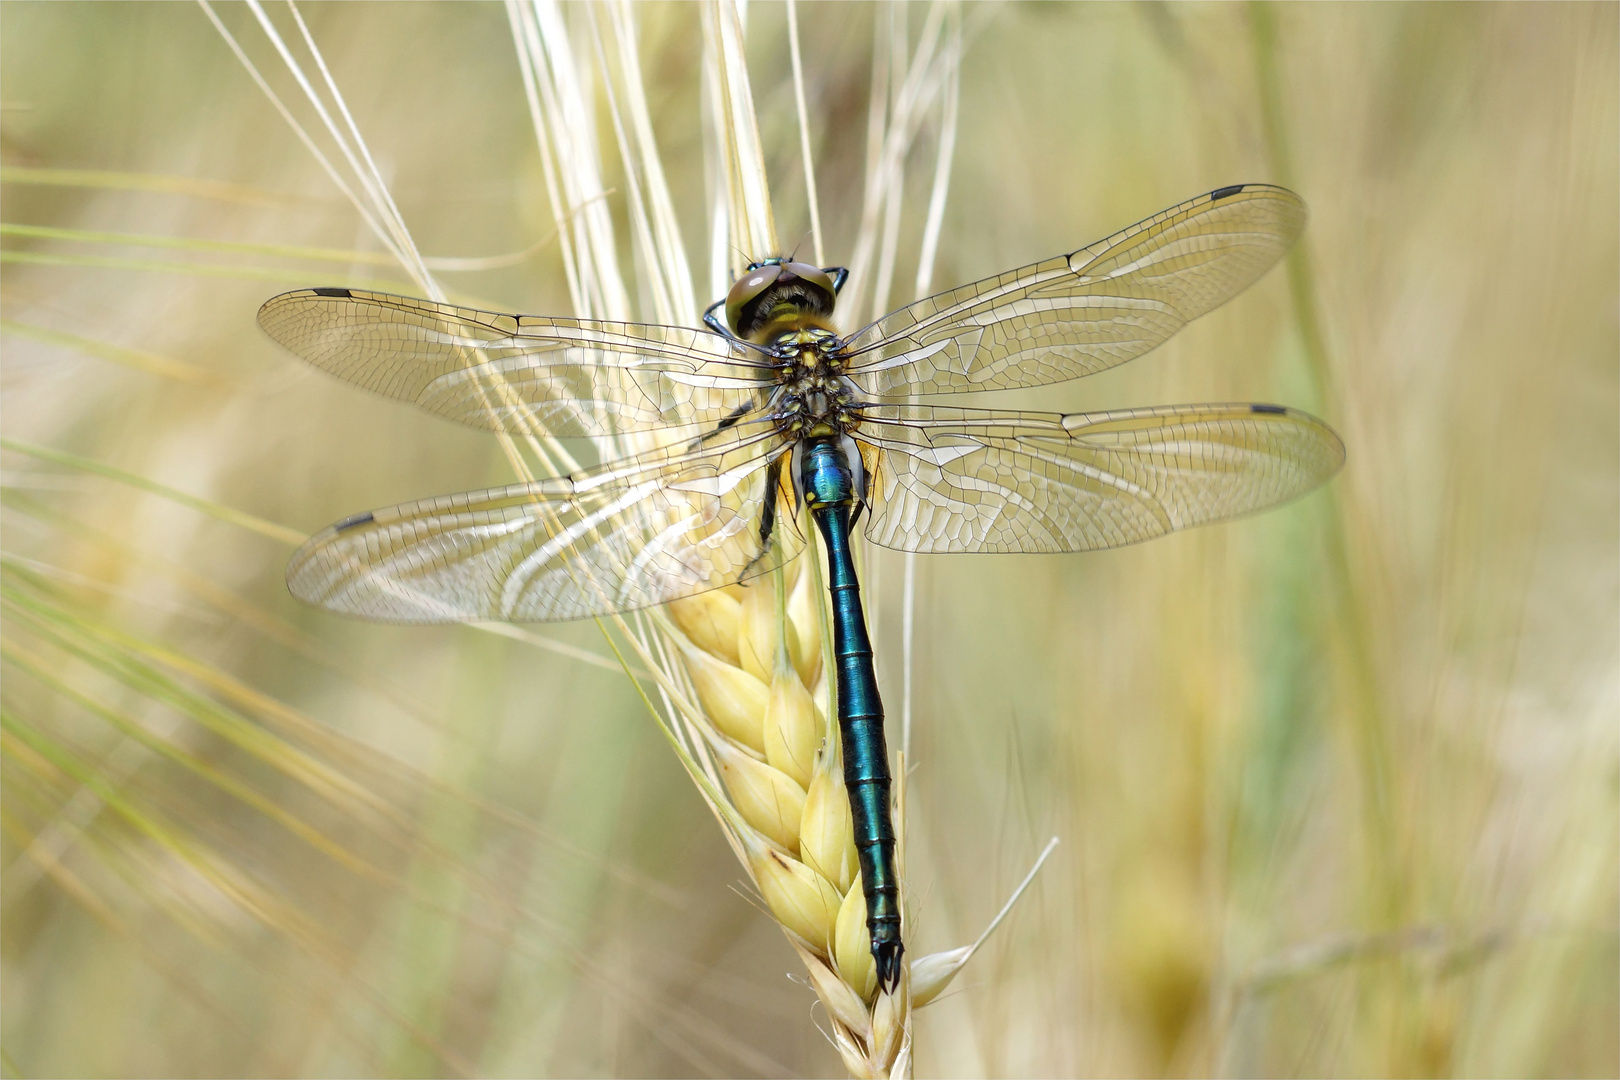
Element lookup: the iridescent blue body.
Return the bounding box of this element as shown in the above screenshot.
[798,437,902,988]
[707,258,906,987]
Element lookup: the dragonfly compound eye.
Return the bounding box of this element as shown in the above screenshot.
[725,264,783,334]
[780,262,837,308]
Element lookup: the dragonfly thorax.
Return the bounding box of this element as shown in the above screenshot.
[767,325,867,439]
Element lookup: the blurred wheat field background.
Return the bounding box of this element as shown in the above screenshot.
[2,2,1616,1077]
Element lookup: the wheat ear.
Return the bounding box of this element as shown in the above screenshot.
[668,521,913,1077]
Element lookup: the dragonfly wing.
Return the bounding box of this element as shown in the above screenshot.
[843,185,1305,395]
[287,423,799,622]
[855,402,1343,554]
[259,288,774,438]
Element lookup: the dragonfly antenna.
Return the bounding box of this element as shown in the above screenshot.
[787,229,813,262]
[728,243,757,274]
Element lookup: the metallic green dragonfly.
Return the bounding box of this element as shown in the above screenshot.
[259,183,1344,989]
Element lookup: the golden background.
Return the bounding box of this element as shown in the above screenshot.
[2,3,1615,1076]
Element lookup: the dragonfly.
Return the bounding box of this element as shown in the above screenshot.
[259,183,1344,990]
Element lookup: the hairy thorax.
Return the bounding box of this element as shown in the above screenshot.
[752,311,866,440]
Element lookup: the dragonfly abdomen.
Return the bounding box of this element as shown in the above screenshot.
[800,437,904,990]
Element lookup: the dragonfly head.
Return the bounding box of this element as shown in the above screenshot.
[726,259,847,339]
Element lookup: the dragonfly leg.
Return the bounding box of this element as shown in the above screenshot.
[702,298,741,340]
[734,455,785,584]
[685,399,759,451]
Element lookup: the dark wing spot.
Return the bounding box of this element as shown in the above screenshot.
[312,287,352,298]
[1210,184,1246,202]
[334,511,375,532]
[1250,403,1287,415]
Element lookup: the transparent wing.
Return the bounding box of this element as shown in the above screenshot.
[259,288,775,438]
[287,421,798,622]
[842,185,1306,396]
[854,402,1343,554]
